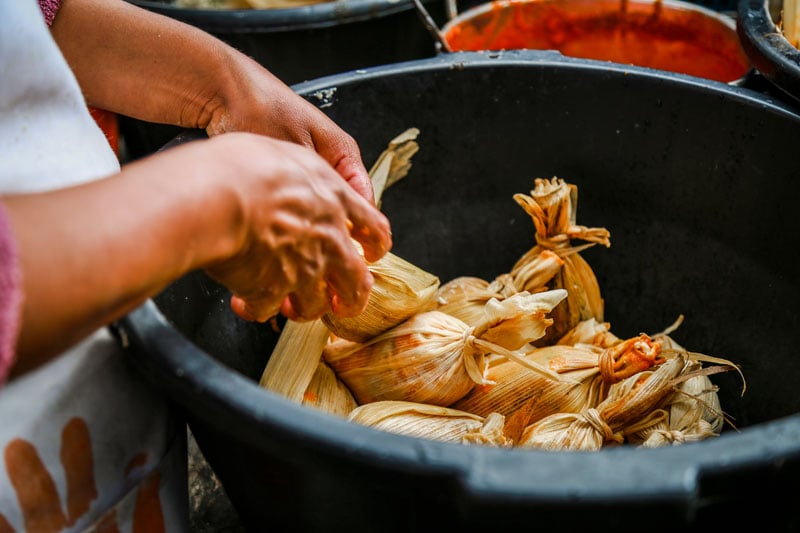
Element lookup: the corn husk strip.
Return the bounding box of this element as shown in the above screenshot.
[368,128,420,208]
[783,0,800,48]
[243,0,332,8]
[348,401,511,446]
[474,289,568,351]
[302,361,358,417]
[557,318,621,348]
[322,250,440,342]
[510,249,565,294]
[462,413,511,446]
[511,177,610,344]
[666,360,724,434]
[436,276,507,326]
[259,320,331,402]
[452,344,603,419]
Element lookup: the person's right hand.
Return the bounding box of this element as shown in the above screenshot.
[5,131,392,372]
[177,132,393,322]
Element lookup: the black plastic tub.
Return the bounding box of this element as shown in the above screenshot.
[114,50,800,532]
[120,0,447,160]
[737,0,800,103]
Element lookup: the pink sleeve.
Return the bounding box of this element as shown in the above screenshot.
[39,0,63,27]
[0,202,22,386]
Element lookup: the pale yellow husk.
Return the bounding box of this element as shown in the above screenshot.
[259,319,331,403]
[348,401,511,446]
[302,361,358,417]
[322,251,440,343]
[517,355,689,451]
[258,128,422,402]
[511,177,611,345]
[323,290,567,406]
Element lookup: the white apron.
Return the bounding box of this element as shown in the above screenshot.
[0,2,187,532]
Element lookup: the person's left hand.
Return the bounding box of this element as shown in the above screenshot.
[200,56,375,203]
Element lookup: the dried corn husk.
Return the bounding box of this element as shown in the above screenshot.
[323,290,567,406]
[517,354,691,450]
[452,343,603,419]
[322,128,434,342]
[259,128,421,401]
[511,177,611,345]
[302,361,358,417]
[259,319,331,402]
[243,0,332,8]
[557,318,621,348]
[322,250,440,342]
[348,401,511,446]
[436,250,563,327]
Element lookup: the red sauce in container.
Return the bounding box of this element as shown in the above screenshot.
[443,0,751,83]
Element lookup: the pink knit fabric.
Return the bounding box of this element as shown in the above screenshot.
[0,203,22,386]
[39,0,62,26]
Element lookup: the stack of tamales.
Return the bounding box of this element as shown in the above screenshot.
[259,131,744,450]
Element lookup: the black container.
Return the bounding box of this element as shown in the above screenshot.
[120,0,447,160]
[737,0,800,103]
[114,50,800,531]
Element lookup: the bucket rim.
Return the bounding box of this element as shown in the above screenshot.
[127,0,434,32]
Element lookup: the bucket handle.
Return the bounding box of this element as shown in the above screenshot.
[412,0,454,52]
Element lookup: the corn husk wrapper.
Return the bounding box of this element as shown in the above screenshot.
[517,354,691,450]
[322,250,440,342]
[452,344,603,420]
[302,361,358,417]
[511,177,611,345]
[258,128,421,401]
[243,0,333,8]
[557,318,621,349]
[436,251,563,327]
[348,401,511,446]
[259,319,331,402]
[323,290,567,406]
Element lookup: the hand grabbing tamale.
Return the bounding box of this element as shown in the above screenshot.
[322,249,440,342]
[323,290,567,406]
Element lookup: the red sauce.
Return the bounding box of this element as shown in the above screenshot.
[444,0,751,82]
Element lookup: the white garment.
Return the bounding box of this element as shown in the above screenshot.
[0,2,187,532]
[0,0,119,193]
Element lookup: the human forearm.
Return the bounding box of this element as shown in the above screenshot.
[50,0,236,129]
[3,143,241,371]
[3,132,390,375]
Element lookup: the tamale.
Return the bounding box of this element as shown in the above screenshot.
[322,250,440,342]
[323,290,567,407]
[322,127,437,342]
[302,361,358,417]
[517,355,689,451]
[436,251,562,327]
[258,128,423,401]
[348,401,511,446]
[511,177,611,345]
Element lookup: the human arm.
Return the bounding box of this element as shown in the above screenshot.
[2,132,391,377]
[48,0,375,201]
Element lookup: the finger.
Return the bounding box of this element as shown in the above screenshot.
[230,295,281,323]
[280,278,333,321]
[323,240,375,318]
[340,195,392,264]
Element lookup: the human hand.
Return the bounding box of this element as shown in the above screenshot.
[158,132,392,323]
[201,56,375,203]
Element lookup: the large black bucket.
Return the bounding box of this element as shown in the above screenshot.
[120,0,446,160]
[114,50,800,531]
